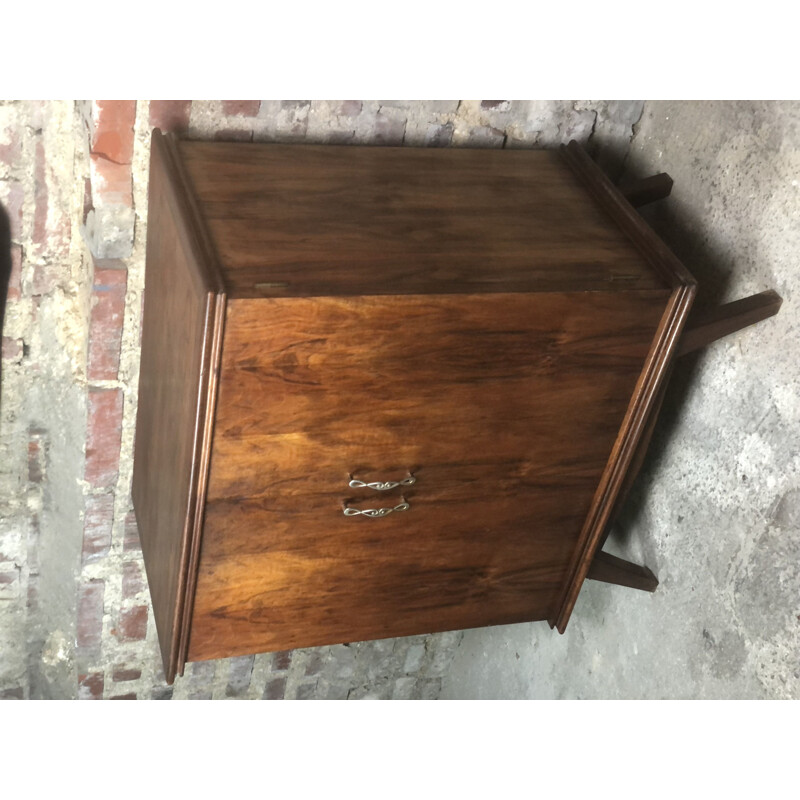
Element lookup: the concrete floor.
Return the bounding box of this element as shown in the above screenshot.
[441,101,800,699]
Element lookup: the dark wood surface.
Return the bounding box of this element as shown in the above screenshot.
[560,141,696,290]
[132,135,705,676]
[177,141,667,298]
[131,131,225,683]
[187,290,669,662]
[587,550,659,592]
[551,142,696,633]
[677,290,782,356]
[618,173,674,208]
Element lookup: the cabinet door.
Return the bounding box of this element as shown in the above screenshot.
[188,291,667,662]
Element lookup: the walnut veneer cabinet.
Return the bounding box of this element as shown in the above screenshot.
[133,130,781,683]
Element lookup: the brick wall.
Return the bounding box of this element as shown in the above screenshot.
[0,100,644,699]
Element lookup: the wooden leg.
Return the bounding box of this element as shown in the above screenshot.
[587,550,659,592]
[618,173,674,207]
[678,290,782,356]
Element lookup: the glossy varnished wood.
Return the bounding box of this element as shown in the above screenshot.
[177,141,668,298]
[677,290,782,356]
[131,132,225,682]
[132,134,708,679]
[550,142,696,633]
[560,141,695,290]
[187,290,669,662]
[587,550,659,592]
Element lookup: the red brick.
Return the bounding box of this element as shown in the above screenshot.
[122,561,144,599]
[91,101,136,165]
[77,579,105,650]
[149,100,192,132]
[112,667,142,682]
[85,387,123,489]
[1,336,23,362]
[6,244,22,300]
[263,676,286,700]
[214,128,253,142]
[31,262,64,296]
[123,510,141,552]
[90,154,132,207]
[222,100,261,117]
[110,692,137,700]
[82,492,114,564]
[87,265,127,380]
[117,605,147,641]
[78,672,104,700]
[88,101,135,207]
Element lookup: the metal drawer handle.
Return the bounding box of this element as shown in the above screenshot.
[343,500,410,518]
[348,474,416,491]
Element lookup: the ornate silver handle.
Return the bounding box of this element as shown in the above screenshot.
[343,500,411,518]
[348,474,416,491]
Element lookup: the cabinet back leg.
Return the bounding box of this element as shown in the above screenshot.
[587,550,659,592]
[618,173,674,207]
[678,290,782,356]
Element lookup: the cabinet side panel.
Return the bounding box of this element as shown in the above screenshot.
[131,134,218,681]
[189,290,669,662]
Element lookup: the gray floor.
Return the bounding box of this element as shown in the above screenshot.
[441,101,800,699]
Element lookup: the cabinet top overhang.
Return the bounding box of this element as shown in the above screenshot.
[151,130,690,300]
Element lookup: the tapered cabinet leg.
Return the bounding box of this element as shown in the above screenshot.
[587,550,659,592]
[678,290,782,356]
[618,173,674,207]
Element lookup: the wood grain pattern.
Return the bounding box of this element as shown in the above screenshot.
[133,136,703,675]
[551,142,697,633]
[677,290,782,356]
[177,141,668,298]
[560,141,695,289]
[187,290,669,662]
[587,550,658,592]
[131,131,225,683]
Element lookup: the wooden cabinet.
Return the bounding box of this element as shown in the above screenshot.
[134,131,768,684]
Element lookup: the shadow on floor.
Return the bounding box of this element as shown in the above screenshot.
[601,152,741,554]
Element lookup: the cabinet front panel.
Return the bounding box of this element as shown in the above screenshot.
[188,291,668,661]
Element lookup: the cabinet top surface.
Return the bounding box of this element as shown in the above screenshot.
[169,138,669,299]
